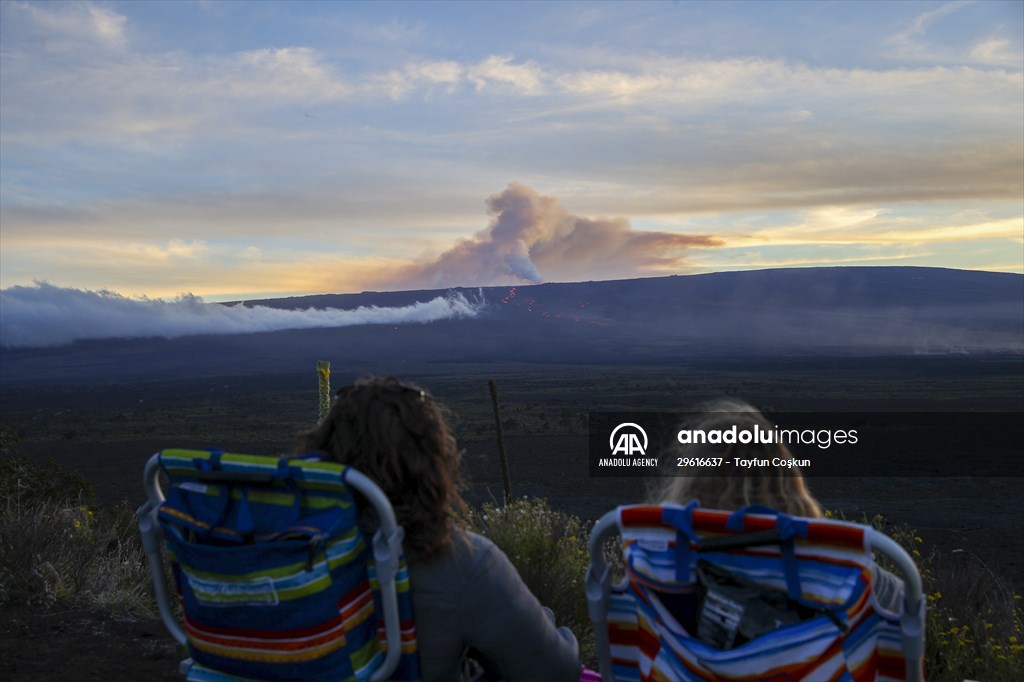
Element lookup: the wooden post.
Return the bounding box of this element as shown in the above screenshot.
[317,360,331,423]
[489,379,513,506]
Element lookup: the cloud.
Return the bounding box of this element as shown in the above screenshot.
[101,239,209,262]
[379,183,721,288]
[688,207,1024,273]
[0,282,486,348]
[556,70,669,99]
[894,1,973,44]
[5,2,1018,147]
[597,143,1024,218]
[224,47,351,101]
[12,1,127,51]
[969,38,1024,68]
[467,55,545,95]
[885,1,1023,67]
[371,60,464,99]
[720,211,1024,248]
[693,252,922,269]
[1,2,1020,298]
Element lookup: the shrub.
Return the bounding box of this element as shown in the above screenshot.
[0,453,94,509]
[468,497,595,661]
[923,552,1023,682]
[827,510,1023,681]
[0,454,152,617]
[0,425,21,452]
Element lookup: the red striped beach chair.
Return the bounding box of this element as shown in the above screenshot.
[137,448,419,682]
[586,503,925,682]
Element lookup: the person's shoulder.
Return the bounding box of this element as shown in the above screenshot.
[438,530,520,579]
[407,530,492,590]
[414,530,498,569]
[463,530,497,551]
[453,530,502,565]
[404,531,506,600]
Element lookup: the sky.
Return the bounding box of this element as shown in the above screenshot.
[1,0,1022,302]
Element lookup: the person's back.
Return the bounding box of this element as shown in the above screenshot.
[296,376,580,681]
[410,531,579,682]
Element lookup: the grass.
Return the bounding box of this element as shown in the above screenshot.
[0,451,154,617]
[828,510,1024,682]
[2,446,1021,679]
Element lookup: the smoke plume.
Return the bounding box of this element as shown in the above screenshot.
[386,183,721,288]
[0,282,485,348]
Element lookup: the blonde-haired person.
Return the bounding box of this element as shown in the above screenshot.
[296,376,580,682]
[650,400,822,518]
[649,399,903,615]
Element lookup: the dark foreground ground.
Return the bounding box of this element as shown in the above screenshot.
[2,356,1022,680]
[1,606,182,681]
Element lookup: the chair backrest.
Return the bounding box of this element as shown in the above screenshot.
[586,503,925,682]
[138,448,420,682]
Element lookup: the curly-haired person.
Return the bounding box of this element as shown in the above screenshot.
[296,376,580,682]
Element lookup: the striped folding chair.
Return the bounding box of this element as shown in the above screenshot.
[586,503,926,682]
[137,448,419,682]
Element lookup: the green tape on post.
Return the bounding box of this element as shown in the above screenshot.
[317,360,331,423]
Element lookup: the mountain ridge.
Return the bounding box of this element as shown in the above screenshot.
[2,266,1021,386]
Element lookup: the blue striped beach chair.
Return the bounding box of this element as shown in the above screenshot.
[586,503,926,682]
[137,448,420,682]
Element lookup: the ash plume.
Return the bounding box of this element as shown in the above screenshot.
[385,183,721,288]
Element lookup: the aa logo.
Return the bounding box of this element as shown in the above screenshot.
[609,422,648,456]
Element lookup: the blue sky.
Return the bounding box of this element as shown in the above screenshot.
[1,0,1021,301]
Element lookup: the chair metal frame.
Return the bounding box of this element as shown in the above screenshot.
[138,452,406,682]
[585,507,926,682]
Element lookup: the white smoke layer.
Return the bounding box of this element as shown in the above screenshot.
[0,282,486,348]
